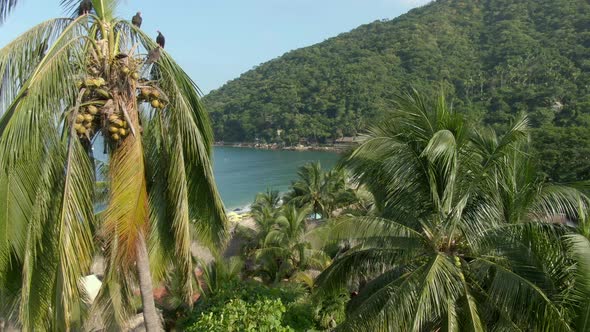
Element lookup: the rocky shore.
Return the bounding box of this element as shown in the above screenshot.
[214,142,348,152]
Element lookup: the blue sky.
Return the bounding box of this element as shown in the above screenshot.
[0,0,429,94]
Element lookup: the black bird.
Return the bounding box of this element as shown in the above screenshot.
[156,31,165,49]
[78,0,93,16]
[131,12,142,28]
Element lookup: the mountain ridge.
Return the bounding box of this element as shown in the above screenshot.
[204,0,590,181]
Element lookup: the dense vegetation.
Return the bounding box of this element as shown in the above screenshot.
[204,0,590,181]
[184,90,590,331]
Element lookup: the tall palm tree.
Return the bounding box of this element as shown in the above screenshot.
[316,90,588,331]
[0,1,226,330]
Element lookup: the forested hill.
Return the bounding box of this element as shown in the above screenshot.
[204,0,590,181]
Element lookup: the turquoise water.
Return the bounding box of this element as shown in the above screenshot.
[212,147,340,210]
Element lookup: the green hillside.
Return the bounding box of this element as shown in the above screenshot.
[204,0,590,181]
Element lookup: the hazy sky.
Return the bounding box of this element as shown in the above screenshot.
[0,0,429,93]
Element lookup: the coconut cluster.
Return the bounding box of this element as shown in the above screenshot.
[107,113,129,142]
[71,42,168,148]
[74,77,111,138]
[139,87,166,109]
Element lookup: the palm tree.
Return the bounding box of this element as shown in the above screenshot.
[257,204,329,282]
[0,1,226,330]
[316,90,588,331]
[285,162,355,219]
[248,189,282,247]
[197,256,244,298]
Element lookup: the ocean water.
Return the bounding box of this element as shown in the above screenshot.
[212,147,340,210]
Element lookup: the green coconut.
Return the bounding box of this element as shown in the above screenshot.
[96,89,111,99]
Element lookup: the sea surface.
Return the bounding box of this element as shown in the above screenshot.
[212,147,340,210]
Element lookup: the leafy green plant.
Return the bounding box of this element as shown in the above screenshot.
[187,298,294,332]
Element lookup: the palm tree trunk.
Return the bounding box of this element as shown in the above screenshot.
[136,233,162,332]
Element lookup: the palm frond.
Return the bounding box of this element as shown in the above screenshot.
[0,0,18,24]
[564,234,590,331]
[102,119,150,266]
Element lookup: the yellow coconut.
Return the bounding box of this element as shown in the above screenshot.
[122,67,130,75]
[112,119,124,127]
[151,100,160,108]
[108,114,120,122]
[141,88,150,98]
[111,133,121,141]
[84,122,93,129]
[132,72,140,80]
[84,114,93,122]
[108,126,119,133]
[73,123,83,131]
[122,121,128,129]
[118,128,127,136]
[87,105,99,115]
[77,126,87,135]
[151,89,161,98]
[75,114,84,123]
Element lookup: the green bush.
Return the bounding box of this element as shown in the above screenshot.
[179,280,313,330]
[186,298,293,332]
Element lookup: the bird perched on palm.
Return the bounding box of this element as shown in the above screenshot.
[157,30,166,48]
[77,0,92,16]
[132,11,142,28]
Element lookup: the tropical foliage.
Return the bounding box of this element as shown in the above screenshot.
[0,0,226,330]
[316,90,590,330]
[204,0,590,181]
[284,162,356,219]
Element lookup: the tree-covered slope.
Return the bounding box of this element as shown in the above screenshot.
[204,0,590,181]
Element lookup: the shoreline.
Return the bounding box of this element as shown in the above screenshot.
[214,142,351,153]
